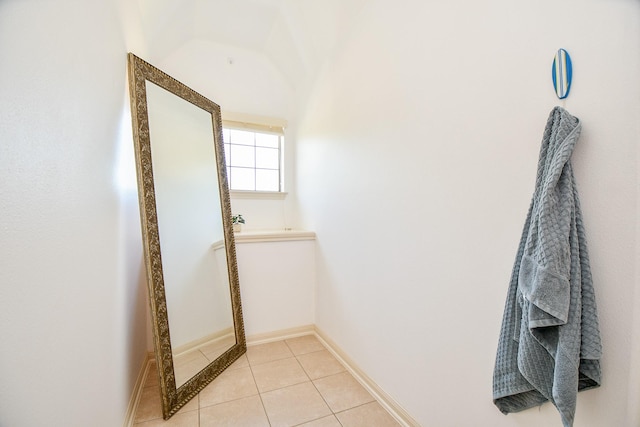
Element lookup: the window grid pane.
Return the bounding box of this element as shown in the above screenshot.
[256,147,279,169]
[230,167,255,191]
[229,129,254,146]
[255,133,279,148]
[256,169,280,192]
[230,144,255,168]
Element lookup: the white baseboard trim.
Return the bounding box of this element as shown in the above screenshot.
[122,352,154,427]
[246,324,316,345]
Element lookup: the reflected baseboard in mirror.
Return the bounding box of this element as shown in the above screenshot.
[127,53,246,419]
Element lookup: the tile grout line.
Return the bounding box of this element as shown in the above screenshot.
[287,337,347,427]
[288,340,341,426]
[197,392,201,427]
[247,353,273,427]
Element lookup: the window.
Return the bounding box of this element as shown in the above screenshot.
[222,123,284,192]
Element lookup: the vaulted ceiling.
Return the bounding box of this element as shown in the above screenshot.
[133,0,369,98]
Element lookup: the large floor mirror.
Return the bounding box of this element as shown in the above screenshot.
[127,53,246,419]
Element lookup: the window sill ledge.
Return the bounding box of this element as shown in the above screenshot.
[230,191,288,200]
[233,229,316,243]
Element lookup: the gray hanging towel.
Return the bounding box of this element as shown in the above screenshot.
[493,107,602,427]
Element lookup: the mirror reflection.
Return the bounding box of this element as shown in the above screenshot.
[145,81,235,388]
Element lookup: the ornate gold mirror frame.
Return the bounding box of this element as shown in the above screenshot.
[127,53,246,419]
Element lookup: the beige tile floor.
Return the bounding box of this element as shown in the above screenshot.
[133,335,401,427]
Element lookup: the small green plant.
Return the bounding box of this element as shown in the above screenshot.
[232,214,245,225]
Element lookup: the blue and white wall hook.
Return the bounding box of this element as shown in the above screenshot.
[552,48,572,99]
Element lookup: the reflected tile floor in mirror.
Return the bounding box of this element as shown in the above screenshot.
[173,334,236,387]
[133,335,401,426]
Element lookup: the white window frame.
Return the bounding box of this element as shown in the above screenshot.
[222,118,287,200]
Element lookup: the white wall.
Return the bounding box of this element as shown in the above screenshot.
[236,239,316,337]
[297,1,640,426]
[0,1,148,426]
